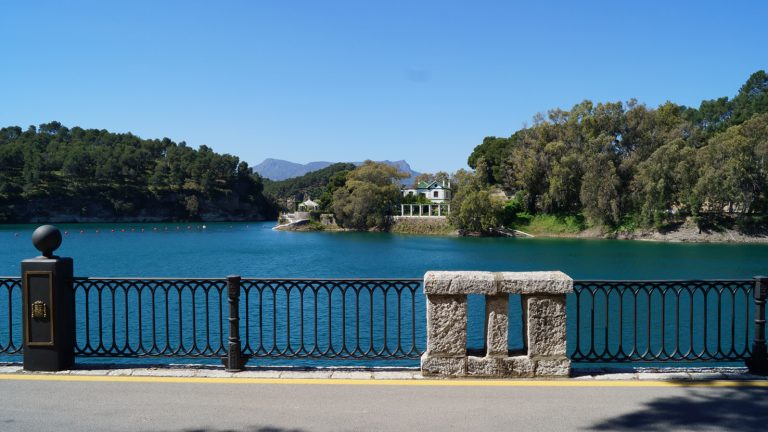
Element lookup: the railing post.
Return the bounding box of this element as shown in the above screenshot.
[21,225,75,371]
[222,275,246,371]
[747,276,768,375]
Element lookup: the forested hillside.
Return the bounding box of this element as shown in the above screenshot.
[465,71,768,230]
[0,122,278,222]
[263,163,356,206]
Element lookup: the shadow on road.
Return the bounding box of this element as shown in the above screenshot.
[169,428,307,432]
[588,385,768,431]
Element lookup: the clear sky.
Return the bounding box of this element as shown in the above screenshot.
[1,1,766,174]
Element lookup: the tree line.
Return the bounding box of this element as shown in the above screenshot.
[0,122,277,222]
[462,71,768,232]
[263,163,356,206]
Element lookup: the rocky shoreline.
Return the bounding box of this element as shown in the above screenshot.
[613,226,768,243]
[527,225,768,243]
[274,216,458,236]
[276,219,768,243]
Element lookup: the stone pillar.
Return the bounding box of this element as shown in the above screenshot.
[421,271,573,378]
[421,272,495,376]
[485,294,508,356]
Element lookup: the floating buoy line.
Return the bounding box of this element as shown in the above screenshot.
[11,224,247,237]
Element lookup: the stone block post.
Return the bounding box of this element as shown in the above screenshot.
[421,271,573,378]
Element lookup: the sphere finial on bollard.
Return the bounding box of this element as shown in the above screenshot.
[32,225,62,258]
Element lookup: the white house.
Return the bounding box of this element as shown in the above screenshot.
[402,180,452,203]
[298,199,320,212]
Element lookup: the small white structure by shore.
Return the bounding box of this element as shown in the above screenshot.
[298,199,319,212]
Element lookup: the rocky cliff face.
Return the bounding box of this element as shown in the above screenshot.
[2,194,276,223]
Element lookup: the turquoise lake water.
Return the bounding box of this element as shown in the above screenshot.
[1,222,766,367]
[1,222,767,279]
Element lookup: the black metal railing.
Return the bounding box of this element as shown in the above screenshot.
[569,280,754,363]
[72,278,229,358]
[0,277,22,355]
[2,276,426,363]
[239,279,424,360]
[2,275,765,368]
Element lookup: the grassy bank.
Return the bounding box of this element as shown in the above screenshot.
[511,213,587,236]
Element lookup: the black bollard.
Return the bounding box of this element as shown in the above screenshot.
[222,275,247,371]
[747,276,768,375]
[21,225,75,371]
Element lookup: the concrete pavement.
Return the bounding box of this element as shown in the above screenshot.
[1,368,767,431]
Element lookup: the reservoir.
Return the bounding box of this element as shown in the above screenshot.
[1,222,766,279]
[1,222,766,368]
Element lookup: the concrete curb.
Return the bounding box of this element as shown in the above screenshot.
[1,363,766,381]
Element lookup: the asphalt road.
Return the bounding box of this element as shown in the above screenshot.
[1,378,766,432]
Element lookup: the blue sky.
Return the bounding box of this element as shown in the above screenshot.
[1,1,766,173]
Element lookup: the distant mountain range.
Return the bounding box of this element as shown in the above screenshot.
[253,158,421,184]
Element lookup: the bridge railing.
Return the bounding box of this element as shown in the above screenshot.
[239,278,424,360]
[0,277,22,355]
[570,280,755,363]
[22,277,424,365]
[1,273,766,375]
[71,277,229,358]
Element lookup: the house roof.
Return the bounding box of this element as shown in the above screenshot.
[301,200,319,207]
[414,180,449,190]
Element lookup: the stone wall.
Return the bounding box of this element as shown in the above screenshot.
[389,217,455,236]
[421,270,573,378]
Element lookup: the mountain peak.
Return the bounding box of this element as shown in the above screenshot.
[253,158,420,184]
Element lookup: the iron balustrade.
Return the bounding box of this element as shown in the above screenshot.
[0,277,21,355]
[2,275,766,368]
[569,280,755,363]
[68,277,425,362]
[73,278,229,358]
[239,279,424,360]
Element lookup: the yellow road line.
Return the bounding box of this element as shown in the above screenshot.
[0,374,767,387]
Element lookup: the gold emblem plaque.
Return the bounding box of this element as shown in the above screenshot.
[31,301,48,319]
[23,271,55,346]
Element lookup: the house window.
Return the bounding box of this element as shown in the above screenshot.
[433,191,439,198]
